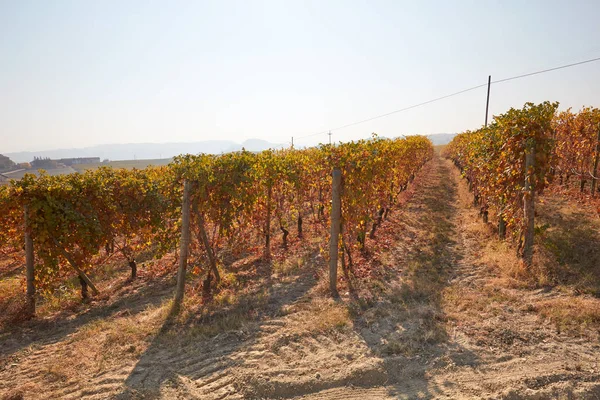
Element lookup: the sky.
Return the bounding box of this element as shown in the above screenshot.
[1,0,600,153]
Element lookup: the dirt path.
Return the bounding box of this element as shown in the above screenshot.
[145,154,598,399]
[2,154,600,400]
[288,156,600,399]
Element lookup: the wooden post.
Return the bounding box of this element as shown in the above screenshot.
[265,184,272,259]
[369,207,385,239]
[498,211,506,240]
[79,276,89,300]
[297,215,303,238]
[484,75,491,127]
[174,180,192,307]
[56,246,100,295]
[329,167,341,297]
[522,145,535,266]
[196,211,220,284]
[128,260,137,280]
[24,206,35,316]
[591,124,600,197]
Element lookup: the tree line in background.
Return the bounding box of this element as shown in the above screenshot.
[444,103,600,265]
[0,136,433,316]
[0,154,16,173]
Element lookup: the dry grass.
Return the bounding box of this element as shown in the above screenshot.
[0,276,21,302]
[288,297,351,334]
[175,303,261,340]
[474,233,557,289]
[5,156,600,399]
[52,299,172,377]
[1,383,39,400]
[456,204,537,285]
[165,282,273,342]
[0,254,28,329]
[0,276,29,330]
[377,300,448,357]
[0,245,174,331]
[2,303,170,395]
[534,297,600,332]
[34,286,83,317]
[481,195,600,295]
[329,159,455,357]
[272,255,306,277]
[454,169,600,332]
[443,284,520,321]
[268,296,351,353]
[535,196,600,295]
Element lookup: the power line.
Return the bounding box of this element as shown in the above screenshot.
[295,56,600,140]
[295,129,330,141]
[329,83,489,132]
[293,83,488,142]
[272,142,290,149]
[493,57,600,84]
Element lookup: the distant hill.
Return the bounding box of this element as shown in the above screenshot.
[7,136,454,163]
[0,154,16,172]
[426,133,456,145]
[235,139,281,152]
[6,139,284,163]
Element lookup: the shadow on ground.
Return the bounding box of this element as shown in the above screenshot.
[0,273,176,366]
[537,195,600,296]
[346,157,480,399]
[116,255,318,399]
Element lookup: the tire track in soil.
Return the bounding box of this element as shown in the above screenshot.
[3,155,600,399]
[290,155,600,399]
[288,152,465,399]
[110,156,455,400]
[113,273,318,399]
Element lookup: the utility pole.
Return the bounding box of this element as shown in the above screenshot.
[328,130,332,145]
[485,75,491,127]
[291,136,294,148]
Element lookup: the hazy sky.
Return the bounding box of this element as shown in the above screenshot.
[1,0,599,153]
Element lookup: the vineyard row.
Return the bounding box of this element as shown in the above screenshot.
[0,135,434,315]
[444,103,600,264]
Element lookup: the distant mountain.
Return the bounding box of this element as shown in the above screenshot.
[237,139,280,152]
[6,139,284,163]
[6,135,453,163]
[426,133,456,145]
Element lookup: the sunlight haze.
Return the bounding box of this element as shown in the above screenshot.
[1,0,599,153]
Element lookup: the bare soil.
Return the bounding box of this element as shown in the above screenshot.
[1,155,600,399]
